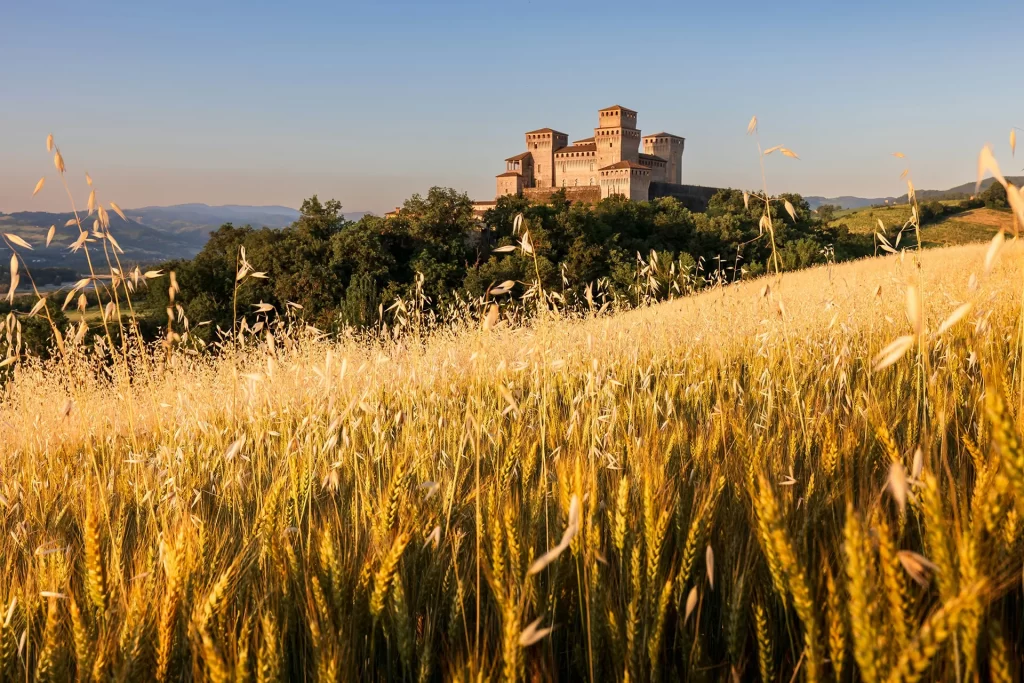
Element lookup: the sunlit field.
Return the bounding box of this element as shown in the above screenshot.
[2,135,1024,681]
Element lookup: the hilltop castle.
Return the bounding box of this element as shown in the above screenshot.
[494,105,692,203]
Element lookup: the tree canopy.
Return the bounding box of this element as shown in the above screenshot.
[144,187,874,340]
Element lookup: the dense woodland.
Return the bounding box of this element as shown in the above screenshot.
[140,188,875,340]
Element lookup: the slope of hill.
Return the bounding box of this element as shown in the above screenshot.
[1,241,1018,681]
[806,194,898,210]
[830,202,1013,248]
[913,176,1024,201]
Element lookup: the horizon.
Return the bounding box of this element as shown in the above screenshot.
[4,0,1022,215]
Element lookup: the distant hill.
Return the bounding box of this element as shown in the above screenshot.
[126,204,301,239]
[808,176,1024,211]
[912,177,1024,202]
[127,204,368,238]
[0,204,373,276]
[0,210,206,274]
[805,195,899,210]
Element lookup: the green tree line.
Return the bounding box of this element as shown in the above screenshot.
[141,187,874,341]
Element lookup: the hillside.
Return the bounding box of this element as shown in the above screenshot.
[806,194,898,210]
[2,241,1021,680]
[830,202,1014,248]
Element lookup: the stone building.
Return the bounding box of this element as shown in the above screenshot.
[494,105,686,203]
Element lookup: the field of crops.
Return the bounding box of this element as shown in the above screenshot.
[831,203,1011,250]
[1,235,1022,681]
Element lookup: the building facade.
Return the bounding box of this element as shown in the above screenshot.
[495,105,685,202]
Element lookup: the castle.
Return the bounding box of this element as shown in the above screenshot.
[495,105,687,203]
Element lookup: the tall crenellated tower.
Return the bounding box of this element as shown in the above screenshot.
[642,133,685,184]
[524,128,568,189]
[594,105,641,169]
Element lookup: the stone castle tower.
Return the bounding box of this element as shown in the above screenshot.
[494,105,684,203]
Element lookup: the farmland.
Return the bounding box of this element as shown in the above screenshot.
[1,239,1022,680]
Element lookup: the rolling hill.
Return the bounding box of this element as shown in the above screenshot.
[0,204,370,277]
[125,204,301,238]
[830,202,1014,249]
[0,211,206,273]
[2,239,1018,681]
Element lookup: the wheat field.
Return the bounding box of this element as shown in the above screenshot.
[3,132,1024,681]
[1,233,1023,681]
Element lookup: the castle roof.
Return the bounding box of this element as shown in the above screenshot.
[599,161,650,171]
[642,132,684,139]
[505,151,532,162]
[496,171,521,178]
[638,153,667,163]
[572,136,595,144]
[525,127,567,136]
[599,105,637,113]
[554,143,597,155]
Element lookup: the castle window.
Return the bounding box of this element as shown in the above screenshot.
[589,162,594,171]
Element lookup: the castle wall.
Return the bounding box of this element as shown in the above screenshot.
[643,136,684,184]
[554,146,599,189]
[599,167,650,201]
[496,174,522,197]
[523,186,602,204]
[595,126,641,168]
[525,131,568,188]
[628,170,651,202]
[505,154,535,187]
[598,107,638,130]
[649,182,718,211]
[638,155,667,183]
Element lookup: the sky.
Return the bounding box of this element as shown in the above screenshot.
[2,0,1022,214]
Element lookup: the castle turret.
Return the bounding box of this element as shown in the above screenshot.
[642,133,684,184]
[594,105,640,169]
[524,128,568,189]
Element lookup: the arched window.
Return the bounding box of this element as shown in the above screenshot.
[534,143,538,149]
[589,177,594,185]
[589,161,594,171]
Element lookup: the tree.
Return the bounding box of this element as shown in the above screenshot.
[341,272,380,328]
[981,181,1008,209]
[816,204,839,223]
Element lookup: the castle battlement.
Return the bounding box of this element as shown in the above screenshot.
[494,105,686,203]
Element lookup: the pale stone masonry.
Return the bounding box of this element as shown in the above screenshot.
[495,105,685,201]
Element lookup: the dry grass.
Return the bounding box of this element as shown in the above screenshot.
[1,240,1022,680]
[2,136,1024,681]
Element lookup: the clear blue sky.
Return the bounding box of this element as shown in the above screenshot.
[3,0,1021,214]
